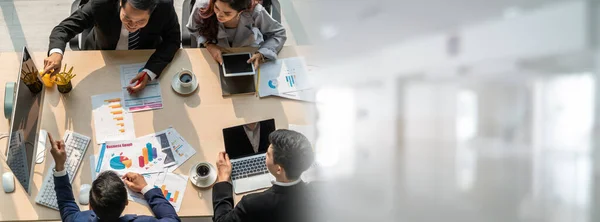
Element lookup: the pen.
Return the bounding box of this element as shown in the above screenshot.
[134,72,148,87]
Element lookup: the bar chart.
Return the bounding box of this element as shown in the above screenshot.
[92,92,135,144]
[156,184,181,203]
[106,98,126,133]
[285,75,296,88]
[138,143,158,168]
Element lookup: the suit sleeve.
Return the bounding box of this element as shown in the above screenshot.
[144,5,181,78]
[53,173,82,222]
[212,182,252,222]
[144,188,181,222]
[48,2,95,55]
[254,5,286,60]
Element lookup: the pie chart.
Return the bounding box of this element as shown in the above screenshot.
[110,155,132,170]
[268,79,278,89]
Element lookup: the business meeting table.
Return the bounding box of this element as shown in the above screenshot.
[0,46,315,221]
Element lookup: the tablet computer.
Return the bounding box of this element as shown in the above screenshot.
[222,53,256,77]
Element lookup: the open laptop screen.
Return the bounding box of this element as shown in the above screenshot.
[222,119,275,159]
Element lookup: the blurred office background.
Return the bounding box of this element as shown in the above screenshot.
[308,0,600,221]
[2,0,600,221]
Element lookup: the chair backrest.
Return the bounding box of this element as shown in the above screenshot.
[68,0,92,50]
[181,0,198,48]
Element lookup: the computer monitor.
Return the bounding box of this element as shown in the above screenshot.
[5,46,45,194]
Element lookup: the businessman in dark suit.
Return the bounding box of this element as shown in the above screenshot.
[222,120,276,158]
[48,133,181,222]
[43,0,181,93]
[214,129,315,222]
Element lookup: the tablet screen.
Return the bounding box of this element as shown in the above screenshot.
[223,53,254,75]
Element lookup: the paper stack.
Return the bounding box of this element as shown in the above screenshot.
[257,57,316,102]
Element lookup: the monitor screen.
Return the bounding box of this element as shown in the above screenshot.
[222,119,275,159]
[6,47,44,194]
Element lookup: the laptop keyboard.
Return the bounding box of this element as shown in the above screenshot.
[231,155,268,180]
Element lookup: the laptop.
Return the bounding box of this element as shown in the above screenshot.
[222,119,276,194]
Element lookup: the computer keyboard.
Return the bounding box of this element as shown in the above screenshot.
[231,155,268,180]
[35,131,90,210]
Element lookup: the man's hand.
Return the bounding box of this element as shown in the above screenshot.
[127,72,149,94]
[48,133,66,172]
[216,152,232,183]
[247,52,265,69]
[206,43,223,65]
[43,53,63,75]
[122,172,148,193]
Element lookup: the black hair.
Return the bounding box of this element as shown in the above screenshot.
[269,129,314,180]
[219,0,252,12]
[89,171,128,221]
[195,0,256,42]
[121,0,159,13]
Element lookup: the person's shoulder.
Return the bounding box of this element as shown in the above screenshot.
[75,210,97,220]
[156,0,175,7]
[193,0,210,9]
[238,189,277,213]
[252,4,267,14]
[87,0,118,9]
[249,4,268,18]
[241,187,277,203]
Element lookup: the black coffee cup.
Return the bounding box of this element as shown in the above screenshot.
[196,164,210,177]
[179,73,193,83]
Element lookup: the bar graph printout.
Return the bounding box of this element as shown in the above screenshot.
[92,92,136,144]
[98,138,167,174]
[127,173,189,212]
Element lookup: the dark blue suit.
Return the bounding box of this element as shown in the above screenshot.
[54,174,181,222]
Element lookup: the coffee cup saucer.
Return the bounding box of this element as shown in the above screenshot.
[189,162,217,189]
[172,71,198,96]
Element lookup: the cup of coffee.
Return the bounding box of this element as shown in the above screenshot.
[196,164,210,178]
[190,162,216,188]
[178,70,194,88]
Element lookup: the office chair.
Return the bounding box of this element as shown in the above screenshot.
[182,0,197,48]
[68,0,91,51]
[261,0,281,23]
[181,0,282,48]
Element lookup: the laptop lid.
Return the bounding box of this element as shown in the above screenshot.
[222,119,275,160]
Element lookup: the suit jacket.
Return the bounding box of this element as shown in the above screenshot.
[48,0,181,77]
[212,181,311,222]
[54,173,181,222]
[223,122,275,158]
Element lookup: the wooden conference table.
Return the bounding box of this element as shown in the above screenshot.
[0,46,315,221]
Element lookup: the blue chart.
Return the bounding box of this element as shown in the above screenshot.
[268,79,278,89]
[285,75,296,88]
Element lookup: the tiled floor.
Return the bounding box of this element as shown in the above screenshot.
[0,0,301,53]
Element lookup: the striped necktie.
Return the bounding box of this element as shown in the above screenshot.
[128,30,140,50]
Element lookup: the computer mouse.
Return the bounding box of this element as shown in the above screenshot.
[78,184,91,205]
[2,172,15,193]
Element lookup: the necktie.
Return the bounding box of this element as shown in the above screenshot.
[128,30,140,50]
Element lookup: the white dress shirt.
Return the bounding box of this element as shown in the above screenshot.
[271,178,302,186]
[49,24,158,80]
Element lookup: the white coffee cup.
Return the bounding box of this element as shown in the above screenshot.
[189,162,216,188]
[177,70,194,88]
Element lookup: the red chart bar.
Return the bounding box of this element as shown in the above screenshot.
[138,156,145,167]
